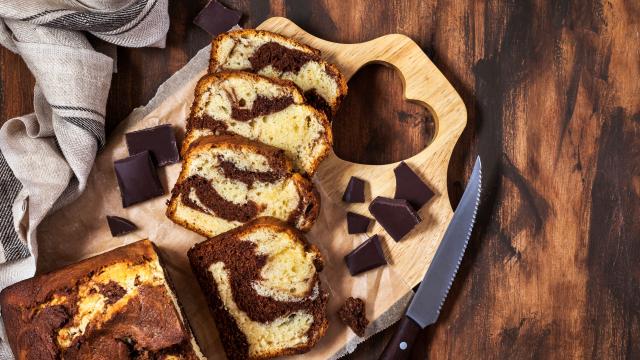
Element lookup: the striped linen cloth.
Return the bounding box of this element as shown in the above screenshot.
[0,1,168,358]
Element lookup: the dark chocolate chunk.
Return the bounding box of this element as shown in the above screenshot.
[342,177,365,203]
[394,161,434,210]
[193,0,242,37]
[338,297,369,337]
[125,124,179,166]
[368,197,421,241]
[347,212,372,234]
[114,151,164,208]
[106,215,137,236]
[344,234,387,276]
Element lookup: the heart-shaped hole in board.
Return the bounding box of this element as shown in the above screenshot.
[332,64,435,165]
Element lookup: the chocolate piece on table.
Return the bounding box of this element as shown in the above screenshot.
[347,211,372,234]
[394,161,434,210]
[368,197,421,241]
[193,0,242,37]
[106,215,137,236]
[344,234,387,276]
[342,176,366,203]
[114,151,164,208]
[125,124,179,166]
[338,297,369,337]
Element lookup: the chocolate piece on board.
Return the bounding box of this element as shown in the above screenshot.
[344,234,387,276]
[369,197,421,241]
[347,212,372,234]
[342,176,365,203]
[394,161,434,210]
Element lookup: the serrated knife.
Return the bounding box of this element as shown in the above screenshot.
[379,156,482,360]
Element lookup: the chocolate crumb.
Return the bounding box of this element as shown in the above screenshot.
[338,297,369,337]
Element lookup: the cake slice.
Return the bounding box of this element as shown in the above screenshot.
[209,29,348,116]
[183,71,332,175]
[0,240,204,360]
[188,217,329,360]
[167,135,320,238]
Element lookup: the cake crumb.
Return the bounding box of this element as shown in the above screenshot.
[338,297,369,336]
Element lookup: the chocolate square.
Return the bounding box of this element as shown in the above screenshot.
[114,151,164,208]
[125,124,179,167]
[194,0,242,37]
[342,176,365,203]
[106,216,137,236]
[344,234,387,276]
[369,197,421,241]
[394,161,434,210]
[347,212,372,234]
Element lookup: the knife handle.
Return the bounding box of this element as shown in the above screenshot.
[379,315,422,360]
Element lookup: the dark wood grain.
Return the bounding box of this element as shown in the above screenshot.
[1,0,638,359]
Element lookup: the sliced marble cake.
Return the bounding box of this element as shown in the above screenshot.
[167,135,320,238]
[209,29,348,117]
[183,71,332,175]
[0,240,204,360]
[188,217,328,360]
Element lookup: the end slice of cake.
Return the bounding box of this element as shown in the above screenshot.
[183,71,332,175]
[0,240,204,360]
[167,135,320,238]
[209,29,348,116]
[188,217,329,360]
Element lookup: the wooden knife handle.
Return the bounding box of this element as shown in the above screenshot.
[379,315,423,360]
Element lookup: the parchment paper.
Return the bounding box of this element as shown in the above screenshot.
[37,44,414,359]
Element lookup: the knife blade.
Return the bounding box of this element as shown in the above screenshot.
[379,156,482,360]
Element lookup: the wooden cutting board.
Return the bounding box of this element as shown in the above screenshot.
[37,17,467,359]
[257,17,467,288]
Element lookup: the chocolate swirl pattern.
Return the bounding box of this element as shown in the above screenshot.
[167,135,320,238]
[182,71,333,175]
[188,218,328,360]
[209,29,348,117]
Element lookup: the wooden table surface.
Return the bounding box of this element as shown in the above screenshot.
[1,1,638,359]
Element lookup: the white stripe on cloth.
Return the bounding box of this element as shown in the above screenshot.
[0,1,169,358]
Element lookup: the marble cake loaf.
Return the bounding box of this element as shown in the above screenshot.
[167,135,320,238]
[0,240,204,360]
[209,29,348,117]
[183,71,332,175]
[188,217,328,360]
